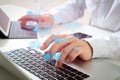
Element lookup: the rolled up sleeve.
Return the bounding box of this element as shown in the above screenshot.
[85,31,120,59]
[45,0,86,25]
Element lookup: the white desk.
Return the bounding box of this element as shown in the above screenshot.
[0,4,120,80]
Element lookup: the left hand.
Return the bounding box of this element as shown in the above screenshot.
[41,34,93,67]
[19,14,53,29]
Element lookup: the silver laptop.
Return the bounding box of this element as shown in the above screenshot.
[0,8,37,39]
[0,47,120,80]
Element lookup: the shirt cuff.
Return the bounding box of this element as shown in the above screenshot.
[84,37,110,58]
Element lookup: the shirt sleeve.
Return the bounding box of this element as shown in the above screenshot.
[45,0,86,25]
[85,31,120,59]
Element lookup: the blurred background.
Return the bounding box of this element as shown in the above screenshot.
[0,0,66,10]
[0,0,90,24]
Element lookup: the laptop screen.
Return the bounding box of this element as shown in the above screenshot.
[0,8,11,36]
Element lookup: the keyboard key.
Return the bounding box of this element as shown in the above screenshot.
[52,73,64,80]
[68,72,77,77]
[55,70,69,77]
[81,74,89,78]
[74,75,84,80]
[59,68,70,74]
[45,60,56,66]
[66,77,76,80]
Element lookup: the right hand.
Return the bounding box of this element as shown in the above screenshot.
[41,34,93,68]
[19,14,54,29]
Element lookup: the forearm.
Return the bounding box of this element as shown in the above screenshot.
[46,0,86,25]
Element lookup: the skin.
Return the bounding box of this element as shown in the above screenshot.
[19,14,53,29]
[19,14,93,68]
[41,34,93,68]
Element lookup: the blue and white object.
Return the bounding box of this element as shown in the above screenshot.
[33,25,40,32]
[44,53,51,60]
[29,40,41,50]
[44,52,61,61]
[52,52,61,61]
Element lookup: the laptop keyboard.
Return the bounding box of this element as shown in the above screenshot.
[9,21,37,39]
[5,47,89,80]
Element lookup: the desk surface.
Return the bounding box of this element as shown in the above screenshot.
[0,66,19,80]
[0,4,120,80]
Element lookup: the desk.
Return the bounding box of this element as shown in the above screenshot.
[0,4,120,80]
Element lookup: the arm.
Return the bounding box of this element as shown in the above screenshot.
[19,0,86,28]
[47,0,86,25]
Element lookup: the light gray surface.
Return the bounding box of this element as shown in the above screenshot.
[67,58,120,80]
[0,66,19,80]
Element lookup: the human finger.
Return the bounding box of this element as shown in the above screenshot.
[66,46,82,63]
[19,15,39,28]
[54,37,77,67]
[41,34,68,50]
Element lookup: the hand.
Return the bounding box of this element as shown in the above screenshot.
[19,14,53,29]
[41,34,93,67]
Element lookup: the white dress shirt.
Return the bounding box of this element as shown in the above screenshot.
[47,0,120,59]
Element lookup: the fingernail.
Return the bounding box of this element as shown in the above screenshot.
[55,61,62,68]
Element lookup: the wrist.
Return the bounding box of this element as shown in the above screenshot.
[79,40,93,60]
[83,40,93,59]
[43,14,54,25]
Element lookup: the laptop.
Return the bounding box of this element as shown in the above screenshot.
[0,46,120,80]
[0,8,37,39]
